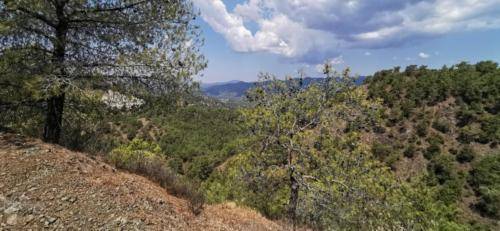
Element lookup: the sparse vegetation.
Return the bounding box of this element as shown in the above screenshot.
[1,1,499,227]
[109,139,205,215]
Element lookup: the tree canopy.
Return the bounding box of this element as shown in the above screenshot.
[0,0,206,142]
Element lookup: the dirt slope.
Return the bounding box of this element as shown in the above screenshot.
[0,133,286,230]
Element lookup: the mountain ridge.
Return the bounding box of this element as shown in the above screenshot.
[201,76,367,100]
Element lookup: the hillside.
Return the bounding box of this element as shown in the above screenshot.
[363,63,500,228]
[0,132,286,230]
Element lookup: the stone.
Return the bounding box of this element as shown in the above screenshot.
[6,214,17,226]
[4,204,20,214]
[45,217,57,226]
[25,215,35,224]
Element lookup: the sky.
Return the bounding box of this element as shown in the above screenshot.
[192,0,500,83]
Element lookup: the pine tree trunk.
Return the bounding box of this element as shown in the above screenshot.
[43,1,68,144]
[289,169,299,230]
[43,93,65,143]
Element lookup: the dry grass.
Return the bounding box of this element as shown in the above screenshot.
[0,132,288,230]
[109,154,205,215]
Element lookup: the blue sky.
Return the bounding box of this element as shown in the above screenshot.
[193,0,500,83]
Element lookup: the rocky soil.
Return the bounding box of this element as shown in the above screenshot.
[0,133,286,231]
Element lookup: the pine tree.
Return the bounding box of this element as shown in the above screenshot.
[0,0,206,143]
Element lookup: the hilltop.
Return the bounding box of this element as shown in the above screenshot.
[0,132,287,230]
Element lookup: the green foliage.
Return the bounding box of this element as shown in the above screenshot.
[456,145,476,163]
[428,155,457,185]
[416,120,430,137]
[372,142,392,160]
[458,125,481,144]
[469,153,500,219]
[108,138,205,215]
[368,61,500,147]
[433,119,452,134]
[427,155,465,205]
[0,0,206,142]
[152,106,242,180]
[424,143,441,160]
[203,66,472,230]
[479,115,500,144]
[404,143,417,158]
[109,139,162,168]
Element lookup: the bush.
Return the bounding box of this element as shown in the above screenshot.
[424,143,441,160]
[108,139,205,215]
[456,146,475,163]
[108,139,161,168]
[416,121,430,137]
[428,155,456,185]
[372,142,393,161]
[433,119,451,134]
[458,125,480,144]
[438,176,465,205]
[404,144,417,158]
[480,115,500,143]
[427,134,444,146]
[469,153,500,219]
[168,157,184,174]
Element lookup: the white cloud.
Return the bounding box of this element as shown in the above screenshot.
[330,56,345,65]
[315,64,325,73]
[419,52,430,59]
[314,56,344,73]
[364,52,372,56]
[194,0,500,63]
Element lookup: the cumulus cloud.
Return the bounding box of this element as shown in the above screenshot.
[194,0,500,63]
[419,52,430,58]
[330,56,345,65]
[314,56,345,73]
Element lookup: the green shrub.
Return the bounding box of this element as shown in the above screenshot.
[404,144,417,158]
[427,134,445,145]
[424,143,441,160]
[372,142,393,161]
[438,176,465,205]
[458,125,480,144]
[416,121,430,137]
[168,157,184,174]
[469,153,500,219]
[428,155,456,185]
[433,119,451,134]
[108,139,161,168]
[108,139,205,215]
[480,115,500,143]
[456,145,475,163]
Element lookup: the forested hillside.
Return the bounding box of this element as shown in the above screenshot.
[1,0,499,230]
[365,62,499,227]
[2,60,500,230]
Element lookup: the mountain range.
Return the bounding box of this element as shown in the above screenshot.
[201,77,367,100]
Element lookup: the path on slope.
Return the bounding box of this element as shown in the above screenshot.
[0,133,286,230]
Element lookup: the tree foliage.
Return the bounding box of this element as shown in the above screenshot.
[203,65,467,230]
[0,0,206,142]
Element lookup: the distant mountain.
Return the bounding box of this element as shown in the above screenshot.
[200,80,243,89]
[201,81,254,99]
[201,77,367,100]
